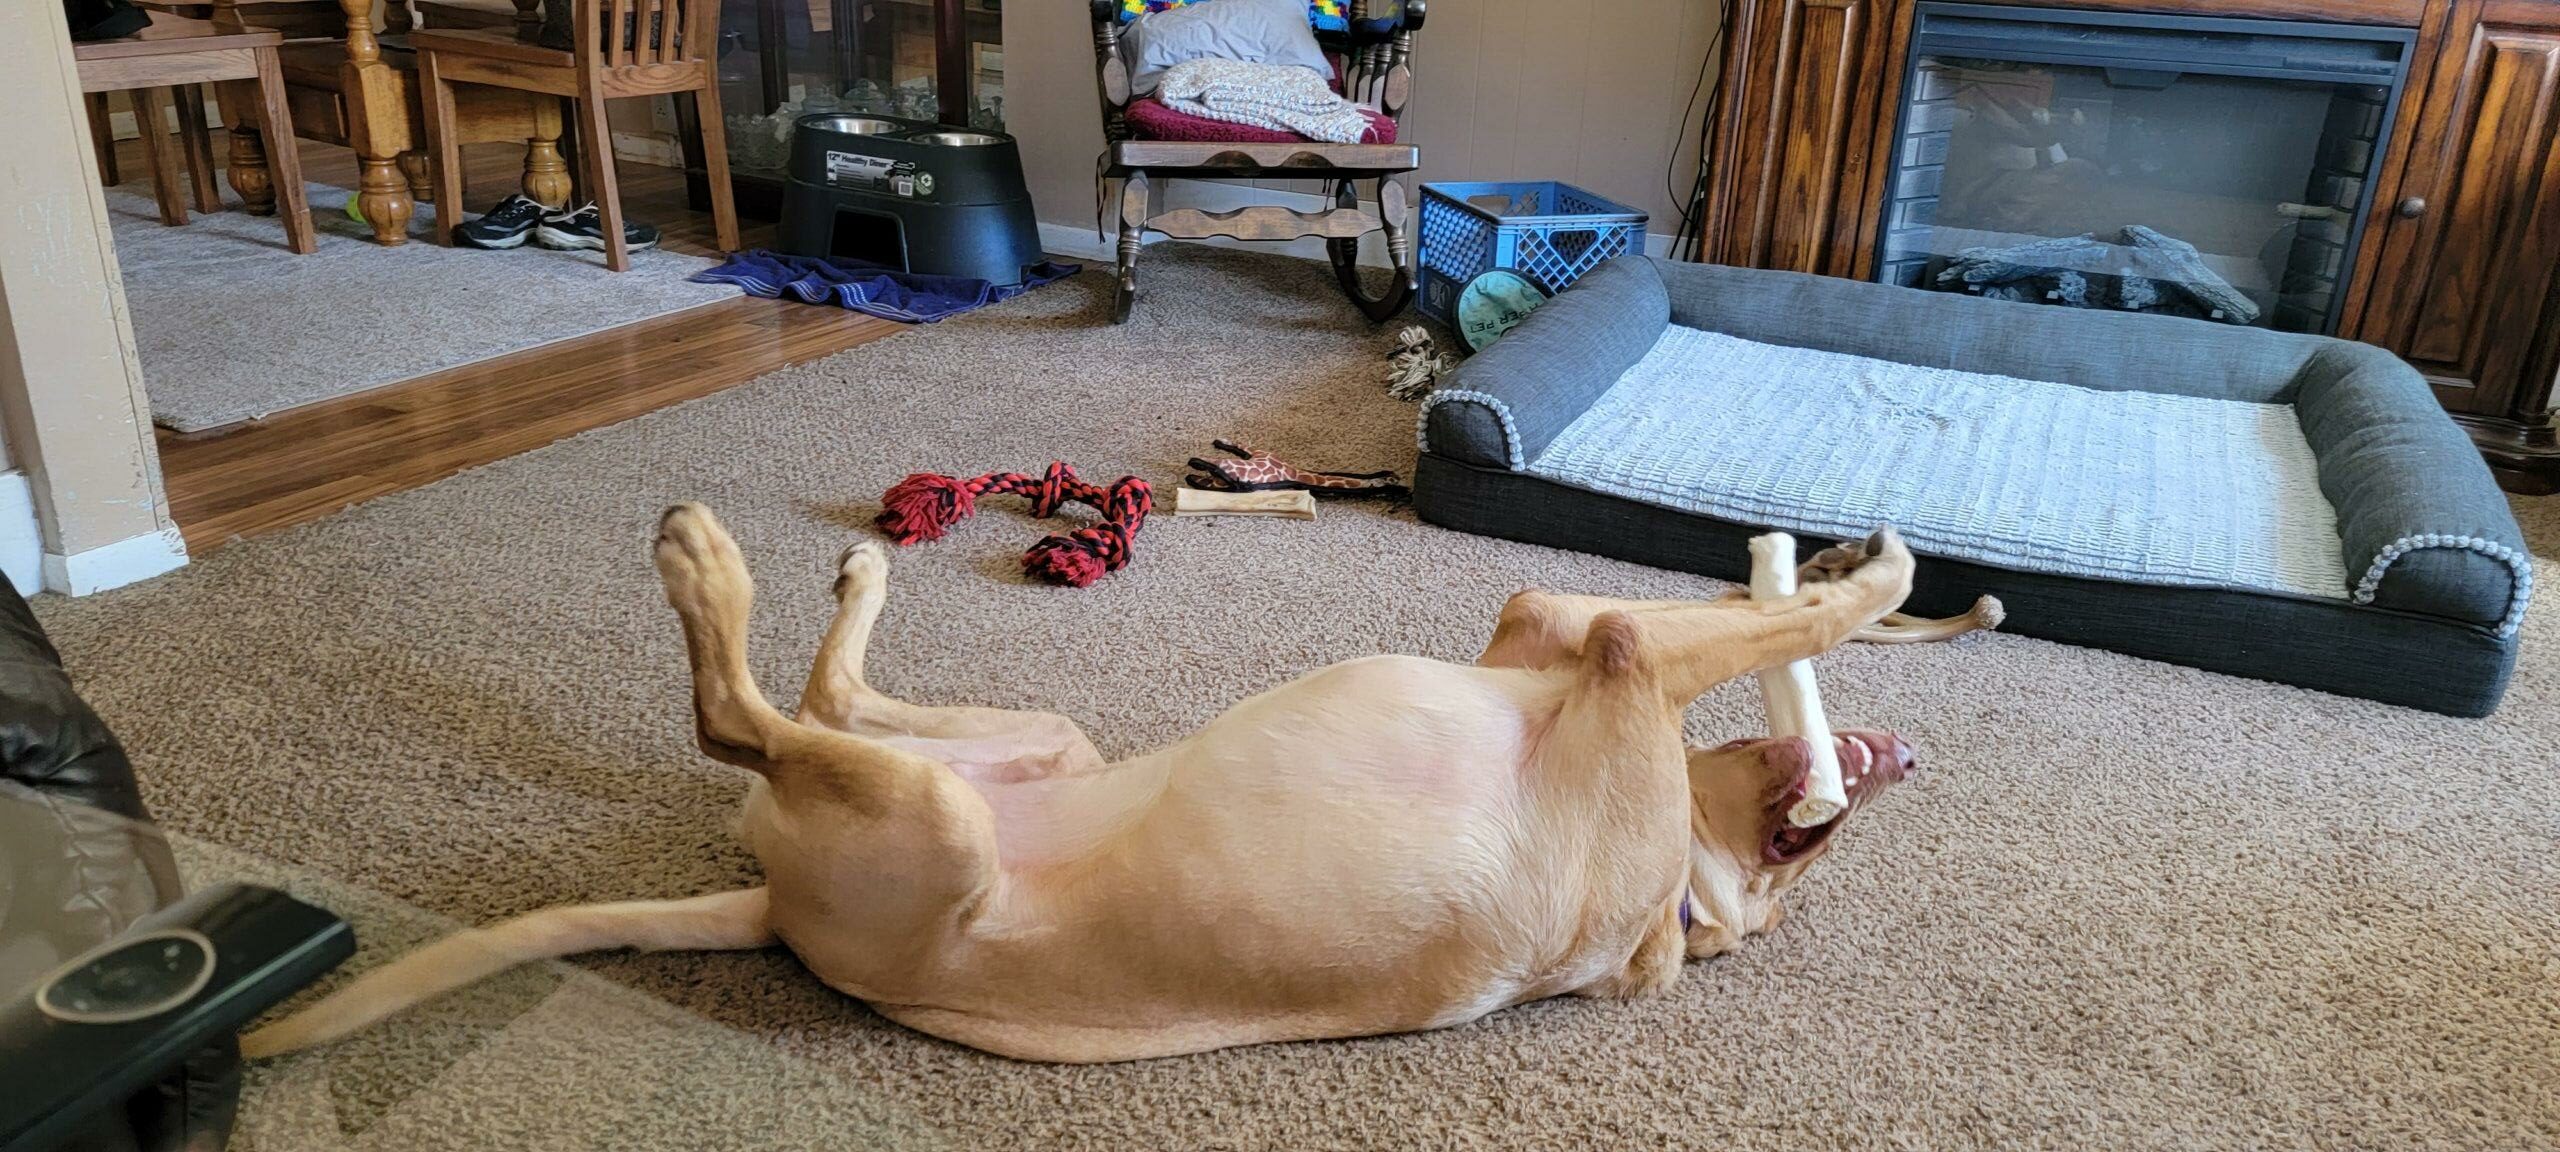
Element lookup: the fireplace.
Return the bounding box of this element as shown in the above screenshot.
[1875,4,2416,334]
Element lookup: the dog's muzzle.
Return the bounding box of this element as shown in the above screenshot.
[1764,732,1916,863]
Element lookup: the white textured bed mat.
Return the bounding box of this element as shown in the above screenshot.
[1527,326,2352,601]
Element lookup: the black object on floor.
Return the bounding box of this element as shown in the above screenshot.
[776,113,1044,287]
[538,203,661,252]
[64,0,150,41]
[0,576,352,1152]
[0,883,353,1152]
[457,193,549,250]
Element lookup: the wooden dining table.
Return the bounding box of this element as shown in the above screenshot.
[198,0,575,245]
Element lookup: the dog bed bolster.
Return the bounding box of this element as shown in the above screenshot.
[2290,342,2532,636]
[1419,255,1667,470]
[1654,258,2316,403]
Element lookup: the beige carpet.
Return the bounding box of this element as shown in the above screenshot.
[35,245,2560,1150]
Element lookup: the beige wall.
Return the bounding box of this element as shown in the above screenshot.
[1003,1,1719,237]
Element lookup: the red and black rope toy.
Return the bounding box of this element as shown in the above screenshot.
[876,463,1153,588]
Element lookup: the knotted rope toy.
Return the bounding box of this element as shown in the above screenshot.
[876,463,1153,588]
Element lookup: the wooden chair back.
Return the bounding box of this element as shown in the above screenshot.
[578,0,718,75]
[1334,0,1421,126]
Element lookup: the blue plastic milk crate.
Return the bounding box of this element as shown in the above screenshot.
[1416,181,1649,328]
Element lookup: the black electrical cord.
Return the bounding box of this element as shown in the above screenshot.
[1662,0,1736,261]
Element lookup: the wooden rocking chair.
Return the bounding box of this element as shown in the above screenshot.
[1088,0,1425,323]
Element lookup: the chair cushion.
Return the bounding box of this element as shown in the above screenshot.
[1123,0,1333,95]
[1117,0,1352,33]
[1124,92,1397,143]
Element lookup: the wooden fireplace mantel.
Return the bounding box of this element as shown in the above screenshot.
[1699,0,2560,492]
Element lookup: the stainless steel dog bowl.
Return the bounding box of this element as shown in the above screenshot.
[805,116,904,135]
[911,131,1003,147]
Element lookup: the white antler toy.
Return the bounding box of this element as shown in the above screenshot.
[1748,533,1848,829]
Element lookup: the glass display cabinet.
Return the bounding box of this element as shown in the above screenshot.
[684,0,1002,212]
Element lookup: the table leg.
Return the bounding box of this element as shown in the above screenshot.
[356,154,415,244]
[215,81,275,215]
[341,0,415,244]
[399,151,434,203]
[521,97,572,207]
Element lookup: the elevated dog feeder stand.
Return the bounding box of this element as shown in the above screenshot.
[777,114,1046,286]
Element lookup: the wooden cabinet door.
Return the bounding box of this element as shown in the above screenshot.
[2356,0,2560,421]
[1701,0,1904,276]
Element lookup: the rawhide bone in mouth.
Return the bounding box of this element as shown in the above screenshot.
[1748,532,1848,829]
[1749,530,1998,825]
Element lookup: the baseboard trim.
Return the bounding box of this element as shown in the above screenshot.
[41,527,188,596]
[1039,184,1680,267]
[1038,221,1119,263]
[0,472,40,596]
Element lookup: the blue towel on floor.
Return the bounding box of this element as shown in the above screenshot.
[689,251,1080,324]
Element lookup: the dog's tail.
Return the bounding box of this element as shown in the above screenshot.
[240,887,773,1058]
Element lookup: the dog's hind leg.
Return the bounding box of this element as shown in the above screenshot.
[796,538,1105,781]
[799,540,895,720]
[656,503,1002,852]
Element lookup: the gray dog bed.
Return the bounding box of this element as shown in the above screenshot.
[1411,256,2529,716]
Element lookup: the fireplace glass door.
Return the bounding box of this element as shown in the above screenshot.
[1878,5,2415,334]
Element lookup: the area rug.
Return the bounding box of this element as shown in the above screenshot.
[105,182,738,432]
[34,244,2560,1151]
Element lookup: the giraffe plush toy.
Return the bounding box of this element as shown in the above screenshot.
[1183,441,1408,497]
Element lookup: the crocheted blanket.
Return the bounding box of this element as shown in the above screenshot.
[1527,326,2355,601]
[1155,58,1375,144]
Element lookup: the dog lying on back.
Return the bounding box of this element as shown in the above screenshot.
[244,505,1920,1063]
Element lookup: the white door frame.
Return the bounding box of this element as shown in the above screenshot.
[0,7,189,596]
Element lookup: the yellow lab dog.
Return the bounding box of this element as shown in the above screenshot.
[244,504,1920,1062]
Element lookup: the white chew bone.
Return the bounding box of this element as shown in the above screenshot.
[1748,533,1847,829]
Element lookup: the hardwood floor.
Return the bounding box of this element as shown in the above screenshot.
[132,131,905,552]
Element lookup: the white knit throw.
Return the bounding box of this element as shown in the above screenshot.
[1156,58,1373,143]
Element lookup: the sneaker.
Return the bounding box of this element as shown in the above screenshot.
[534,203,660,252]
[455,194,548,249]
